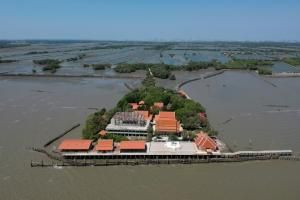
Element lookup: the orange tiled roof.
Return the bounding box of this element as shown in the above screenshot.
[157,111,176,119]
[154,111,181,133]
[95,139,113,151]
[58,139,92,151]
[195,131,217,151]
[119,141,146,150]
[155,119,181,133]
[98,130,107,136]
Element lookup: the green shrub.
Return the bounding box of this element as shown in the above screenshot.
[169,74,176,80]
[92,63,111,70]
[258,68,272,75]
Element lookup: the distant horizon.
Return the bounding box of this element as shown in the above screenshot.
[1,39,300,43]
[1,0,300,41]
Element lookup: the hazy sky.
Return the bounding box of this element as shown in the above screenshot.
[0,0,300,41]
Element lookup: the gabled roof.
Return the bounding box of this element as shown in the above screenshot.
[154,111,176,122]
[58,139,92,151]
[194,132,217,151]
[119,141,146,150]
[154,111,181,133]
[95,139,113,151]
[157,111,176,120]
[155,119,181,133]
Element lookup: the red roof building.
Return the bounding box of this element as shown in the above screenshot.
[119,141,146,152]
[156,111,176,120]
[194,132,218,151]
[58,139,92,151]
[154,111,182,134]
[95,139,114,152]
[155,119,181,134]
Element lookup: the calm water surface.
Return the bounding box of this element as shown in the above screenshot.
[0,74,300,200]
[183,71,300,153]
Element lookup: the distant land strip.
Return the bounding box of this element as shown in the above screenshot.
[0,73,144,79]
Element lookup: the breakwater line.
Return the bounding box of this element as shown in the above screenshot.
[0,73,143,79]
[175,70,225,100]
[30,147,65,162]
[267,72,300,78]
[175,70,225,91]
[43,123,80,147]
[124,82,135,91]
[203,70,226,79]
[0,71,11,74]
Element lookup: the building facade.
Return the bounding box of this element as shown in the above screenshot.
[105,111,151,136]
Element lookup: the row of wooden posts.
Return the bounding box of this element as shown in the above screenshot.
[31,154,299,168]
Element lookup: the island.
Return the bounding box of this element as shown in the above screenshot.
[30,72,293,167]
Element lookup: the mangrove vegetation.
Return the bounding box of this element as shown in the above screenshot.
[0,58,17,63]
[114,58,274,78]
[33,59,62,73]
[284,57,300,67]
[114,63,172,79]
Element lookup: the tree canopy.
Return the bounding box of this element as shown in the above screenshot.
[82,73,213,140]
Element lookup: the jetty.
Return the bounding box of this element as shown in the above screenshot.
[43,123,80,147]
[175,70,225,91]
[60,149,292,160]
[30,149,294,167]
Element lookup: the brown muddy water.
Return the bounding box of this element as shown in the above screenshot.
[183,71,300,153]
[1,75,300,200]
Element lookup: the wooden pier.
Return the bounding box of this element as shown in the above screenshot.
[31,155,297,168]
[30,149,295,168]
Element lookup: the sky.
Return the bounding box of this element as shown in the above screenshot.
[0,0,300,41]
